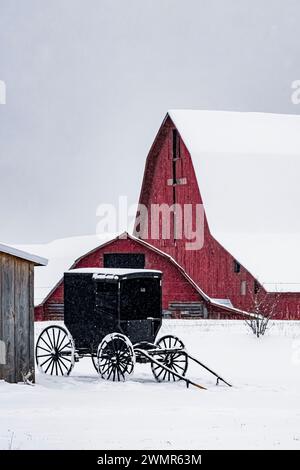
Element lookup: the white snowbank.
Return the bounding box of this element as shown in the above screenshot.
[1,320,300,450]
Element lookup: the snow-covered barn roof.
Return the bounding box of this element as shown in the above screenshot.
[168,110,300,292]
[0,242,48,267]
[15,234,118,305]
[15,232,252,317]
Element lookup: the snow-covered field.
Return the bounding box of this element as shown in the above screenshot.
[1,320,300,450]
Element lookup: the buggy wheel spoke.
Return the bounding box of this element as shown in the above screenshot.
[56,356,65,369]
[97,333,135,381]
[151,335,188,382]
[50,360,55,376]
[59,356,71,363]
[156,366,166,380]
[118,366,125,380]
[99,357,110,369]
[52,328,56,351]
[36,326,75,376]
[100,362,113,376]
[40,356,53,367]
[46,329,54,349]
[57,332,70,352]
[55,329,61,349]
[45,358,54,374]
[107,365,115,380]
[58,338,71,353]
[40,336,52,351]
[172,361,186,371]
[56,358,64,375]
[37,344,52,353]
[57,336,66,351]
[170,362,181,373]
[57,356,70,371]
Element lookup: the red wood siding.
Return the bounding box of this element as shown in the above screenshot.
[136,116,300,320]
[36,237,208,321]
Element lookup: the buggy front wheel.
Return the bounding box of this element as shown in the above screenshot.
[97,333,135,381]
[35,325,75,376]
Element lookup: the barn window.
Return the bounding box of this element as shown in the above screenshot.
[172,128,180,160]
[254,280,260,294]
[233,260,241,273]
[240,280,247,296]
[103,253,145,269]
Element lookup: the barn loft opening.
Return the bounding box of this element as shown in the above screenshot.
[234,260,241,273]
[103,253,145,269]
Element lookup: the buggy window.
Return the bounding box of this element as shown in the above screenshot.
[120,278,161,321]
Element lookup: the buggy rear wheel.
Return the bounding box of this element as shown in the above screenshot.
[151,335,188,382]
[35,325,75,376]
[97,333,135,381]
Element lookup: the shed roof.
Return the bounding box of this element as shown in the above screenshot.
[0,242,48,267]
[168,110,300,292]
[15,233,117,305]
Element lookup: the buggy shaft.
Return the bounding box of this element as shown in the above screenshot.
[134,348,206,390]
[186,352,232,387]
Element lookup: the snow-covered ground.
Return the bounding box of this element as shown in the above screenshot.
[1,320,300,450]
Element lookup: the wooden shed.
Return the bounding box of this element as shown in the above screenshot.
[0,243,47,383]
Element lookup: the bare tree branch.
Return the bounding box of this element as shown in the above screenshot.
[245,286,280,338]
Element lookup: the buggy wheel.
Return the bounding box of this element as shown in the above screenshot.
[97,333,135,381]
[35,325,75,376]
[151,335,188,382]
[91,353,99,372]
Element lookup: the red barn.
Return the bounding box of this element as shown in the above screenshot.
[134,110,300,319]
[32,110,300,321]
[34,233,250,321]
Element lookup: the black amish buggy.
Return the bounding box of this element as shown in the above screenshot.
[36,268,231,389]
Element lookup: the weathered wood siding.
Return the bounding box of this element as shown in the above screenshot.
[0,253,35,383]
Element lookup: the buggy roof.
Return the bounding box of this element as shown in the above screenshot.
[66,267,162,280]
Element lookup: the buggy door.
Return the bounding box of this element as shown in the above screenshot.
[95,279,120,337]
[119,277,161,343]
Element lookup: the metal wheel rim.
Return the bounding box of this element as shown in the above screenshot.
[35,325,75,376]
[97,333,135,381]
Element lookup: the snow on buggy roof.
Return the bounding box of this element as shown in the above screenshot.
[66,267,162,279]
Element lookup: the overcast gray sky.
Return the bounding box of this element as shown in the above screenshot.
[1,0,300,243]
